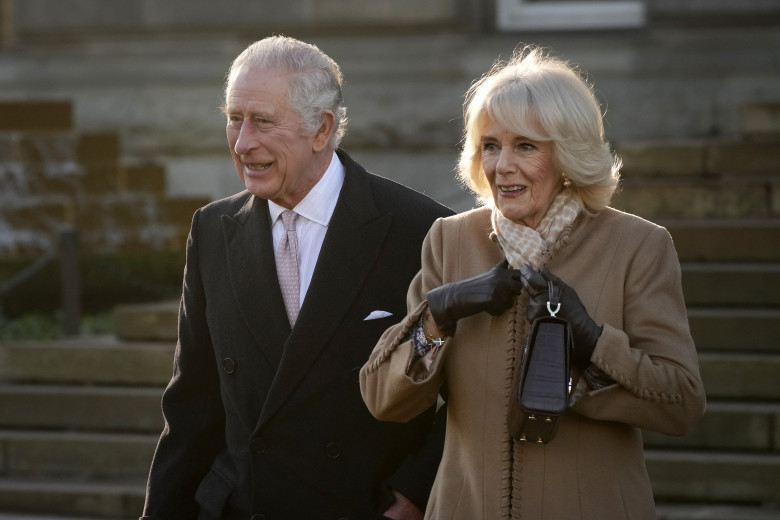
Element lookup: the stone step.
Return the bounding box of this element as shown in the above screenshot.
[664,219,780,262]
[0,381,775,453]
[0,385,163,433]
[0,337,173,386]
[681,263,780,307]
[656,504,780,520]
[688,308,780,353]
[113,301,179,343]
[0,431,156,481]
[739,102,780,140]
[0,478,142,519]
[4,331,779,399]
[698,352,780,400]
[0,499,776,520]
[114,294,780,352]
[1,433,776,512]
[643,401,780,452]
[646,450,780,504]
[612,176,779,220]
[617,139,780,176]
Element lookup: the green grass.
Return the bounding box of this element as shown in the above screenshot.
[0,311,115,340]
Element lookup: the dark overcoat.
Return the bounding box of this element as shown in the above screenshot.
[141,150,453,520]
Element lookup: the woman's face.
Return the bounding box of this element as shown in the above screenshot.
[480,116,562,229]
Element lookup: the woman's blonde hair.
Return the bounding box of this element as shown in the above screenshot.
[458,45,620,213]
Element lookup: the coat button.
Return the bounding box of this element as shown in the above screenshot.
[325,442,342,459]
[222,358,236,373]
[251,436,267,454]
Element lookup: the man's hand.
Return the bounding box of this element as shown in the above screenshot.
[383,489,424,520]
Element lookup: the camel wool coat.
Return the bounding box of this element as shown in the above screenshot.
[361,205,706,520]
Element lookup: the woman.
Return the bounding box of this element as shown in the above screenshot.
[360,46,706,519]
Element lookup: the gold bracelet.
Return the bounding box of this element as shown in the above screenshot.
[422,318,446,347]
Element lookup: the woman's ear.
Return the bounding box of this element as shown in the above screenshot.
[312,110,336,152]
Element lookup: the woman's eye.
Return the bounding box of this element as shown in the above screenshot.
[482,142,498,152]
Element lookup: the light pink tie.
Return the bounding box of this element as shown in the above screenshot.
[276,210,300,325]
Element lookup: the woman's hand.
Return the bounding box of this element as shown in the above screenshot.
[427,259,524,336]
[520,264,603,368]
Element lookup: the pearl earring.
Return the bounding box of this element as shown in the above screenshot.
[562,174,571,187]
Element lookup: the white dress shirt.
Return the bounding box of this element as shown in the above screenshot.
[268,151,345,310]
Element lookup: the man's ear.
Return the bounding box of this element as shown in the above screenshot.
[312,110,336,152]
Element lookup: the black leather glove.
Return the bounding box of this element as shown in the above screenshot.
[519,264,603,369]
[427,259,524,336]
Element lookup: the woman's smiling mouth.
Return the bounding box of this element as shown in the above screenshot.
[499,185,527,194]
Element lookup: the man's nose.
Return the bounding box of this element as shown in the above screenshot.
[233,121,257,156]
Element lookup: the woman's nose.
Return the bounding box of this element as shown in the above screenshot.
[495,147,515,175]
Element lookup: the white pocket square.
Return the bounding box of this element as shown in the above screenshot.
[364,310,393,321]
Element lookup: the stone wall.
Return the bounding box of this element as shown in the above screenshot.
[13,0,465,38]
[0,100,207,259]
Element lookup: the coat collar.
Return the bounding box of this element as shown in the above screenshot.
[258,149,393,427]
[221,195,290,371]
[221,150,394,429]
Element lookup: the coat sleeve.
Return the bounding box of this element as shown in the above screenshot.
[573,224,706,436]
[141,209,226,520]
[360,219,451,423]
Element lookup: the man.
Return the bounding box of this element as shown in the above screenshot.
[140,36,452,520]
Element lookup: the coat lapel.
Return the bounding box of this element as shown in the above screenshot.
[221,195,290,371]
[257,152,392,427]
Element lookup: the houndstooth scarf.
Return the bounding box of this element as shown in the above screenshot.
[491,189,581,270]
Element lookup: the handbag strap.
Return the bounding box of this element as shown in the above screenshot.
[546,280,561,317]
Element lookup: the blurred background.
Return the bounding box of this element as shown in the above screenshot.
[0,0,779,519]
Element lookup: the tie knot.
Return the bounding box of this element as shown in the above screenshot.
[281,210,298,231]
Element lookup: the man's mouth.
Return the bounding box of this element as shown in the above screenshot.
[244,162,272,172]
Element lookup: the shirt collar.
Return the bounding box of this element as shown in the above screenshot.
[268,151,345,226]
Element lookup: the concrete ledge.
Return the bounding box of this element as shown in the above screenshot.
[698,352,780,400]
[707,140,780,175]
[647,450,780,503]
[613,180,775,219]
[618,141,706,177]
[0,385,163,433]
[688,308,780,353]
[656,504,780,520]
[0,337,174,386]
[114,300,179,342]
[665,220,780,262]
[0,478,143,518]
[0,430,156,480]
[739,103,780,139]
[643,401,780,452]
[681,263,780,307]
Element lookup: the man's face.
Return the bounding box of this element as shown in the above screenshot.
[224,66,324,209]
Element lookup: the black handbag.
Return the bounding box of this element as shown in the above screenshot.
[508,280,573,444]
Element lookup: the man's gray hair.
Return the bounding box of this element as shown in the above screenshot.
[225,36,348,150]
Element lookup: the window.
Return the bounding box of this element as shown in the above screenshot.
[496,0,646,31]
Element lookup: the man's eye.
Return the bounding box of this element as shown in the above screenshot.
[227,115,242,126]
